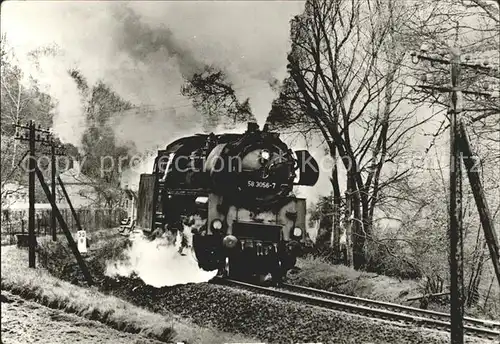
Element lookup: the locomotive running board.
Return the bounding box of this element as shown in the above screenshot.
[164,188,210,196]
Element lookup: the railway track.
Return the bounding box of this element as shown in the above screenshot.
[213,278,500,340]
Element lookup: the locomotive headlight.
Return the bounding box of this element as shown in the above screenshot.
[260,149,271,161]
[292,227,302,237]
[223,235,238,248]
[211,219,223,231]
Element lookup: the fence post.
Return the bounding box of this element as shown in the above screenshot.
[21,219,25,234]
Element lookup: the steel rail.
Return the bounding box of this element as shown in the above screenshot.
[213,278,500,340]
[281,283,500,332]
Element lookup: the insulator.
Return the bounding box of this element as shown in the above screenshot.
[483,59,489,66]
[36,134,41,140]
[420,73,427,83]
[419,43,429,53]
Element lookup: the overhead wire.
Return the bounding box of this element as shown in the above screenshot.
[50,78,279,121]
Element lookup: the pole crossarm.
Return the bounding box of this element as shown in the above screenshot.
[410,51,500,78]
[418,85,495,98]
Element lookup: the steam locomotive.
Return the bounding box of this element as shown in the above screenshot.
[136,122,319,283]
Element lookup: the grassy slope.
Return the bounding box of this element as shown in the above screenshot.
[289,256,500,320]
[289,256,419,303]
[1,245,257,344]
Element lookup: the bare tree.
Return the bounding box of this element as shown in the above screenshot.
[270,0,434,268]
[405,0,500,162]
[1,36,54,198]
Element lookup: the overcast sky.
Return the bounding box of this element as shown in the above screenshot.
[1,1,304,143]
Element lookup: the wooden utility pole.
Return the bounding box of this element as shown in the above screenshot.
[41,135,65,241]
[344,188,354,267]
[51,141,57,240]
[448,48,464,344]
[57,175,84,233]
[411,46,500,344]
[28,121,36,268]
[14,120,51,268]
[458,122,500,287]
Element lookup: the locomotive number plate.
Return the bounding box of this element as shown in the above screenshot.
[246,180,277,189]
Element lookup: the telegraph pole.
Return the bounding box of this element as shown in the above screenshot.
[28,121,36,268]
[413,46,466,344]
[40,134,65,241]
[411,45,500,344]
[448,48,464,344]
[14,120,52,268]
[51,141,56,241]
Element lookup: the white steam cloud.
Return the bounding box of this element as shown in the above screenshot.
[2,1,304,149]
[105,226,217,288]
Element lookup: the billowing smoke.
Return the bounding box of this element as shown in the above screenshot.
[105,223,218,288]
[4,1,331,208]
[27,51,88,146]
[2,1,303,150]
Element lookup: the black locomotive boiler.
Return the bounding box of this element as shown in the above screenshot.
[136,122,319,283]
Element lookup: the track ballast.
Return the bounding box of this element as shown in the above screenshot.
[213,278,500,341]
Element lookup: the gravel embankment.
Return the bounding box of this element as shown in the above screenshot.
[44,236,497,344]
[105,277,495,344]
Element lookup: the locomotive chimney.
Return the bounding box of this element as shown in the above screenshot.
[247,122,259,133]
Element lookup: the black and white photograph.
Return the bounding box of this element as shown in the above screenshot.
[1,1,499,343]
